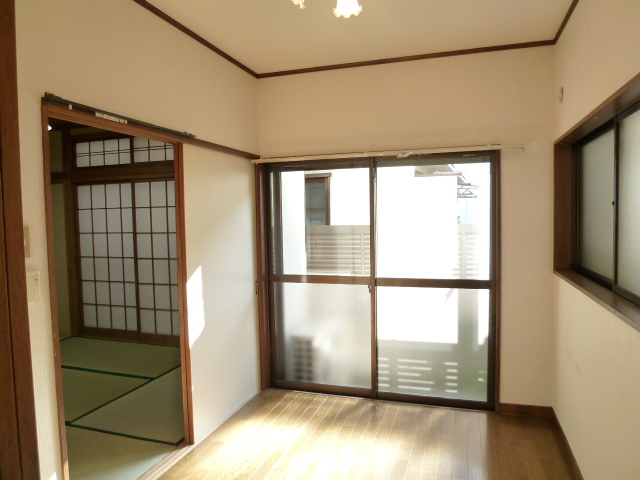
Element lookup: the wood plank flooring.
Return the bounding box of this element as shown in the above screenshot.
[160,389,576,480]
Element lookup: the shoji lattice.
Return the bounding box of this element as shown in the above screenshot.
[75,137,174,167]
[77,179,179,337]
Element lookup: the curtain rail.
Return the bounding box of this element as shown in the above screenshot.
[253,144,524,164]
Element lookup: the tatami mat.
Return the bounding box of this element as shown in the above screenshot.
[60,337,180,378]
[62,369,147,422]
[66,426,175,480]
[74,367,184,444]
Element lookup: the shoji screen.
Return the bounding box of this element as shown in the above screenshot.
[77,180,179,339]
[78,182,138,333]
[134,180,180,337]
[73,133,179,343]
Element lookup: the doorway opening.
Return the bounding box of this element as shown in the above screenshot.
[263,152,500,410]
[43,108,193,480]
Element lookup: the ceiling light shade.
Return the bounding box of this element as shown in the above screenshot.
[334,0,362,18]
[291,0,305,8]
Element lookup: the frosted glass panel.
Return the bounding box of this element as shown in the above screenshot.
[377,160,491,280]
[578,129,615,280]
[377,287,489,402]
[274,282,371,389]
[618,110,640,296]
[272,167,370,276]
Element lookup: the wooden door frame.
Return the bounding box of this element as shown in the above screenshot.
[41,100,196,480]
[257,153,502,411]
[0,1,41,478]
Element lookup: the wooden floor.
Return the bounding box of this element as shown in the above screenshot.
[160,389,576,480]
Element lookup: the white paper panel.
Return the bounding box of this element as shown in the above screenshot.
[106,184,121,208]
[90,154,104,167]
[91,185,105,208]
[135,182,150,206]
[167,181,175,207]
[136,208,151,232]
[94,258,109,281]
[153,234,169,258]
[83,305,97,328]
[171,286,179,308]
[166,147,174,162]
[137,234,152,258]
[82,281,96,304]
[168,208,176,232]
[151,208,168,232]
[95,282,110,305]
[107,210,122,232]
[149,149,165,162]
[108,234,123,257]
[104,139,118,152]
[121,184,132,208]
[155,286,171,310]
[124,259,136,282]
[119,138,131,150]
[93,234,108,257]
[105,153,119,165]
[170,260,178,284]
[172,312,180,335]
[78,185,92,209]
[123,234,134,257]
[138,259,153,284]
[154,260,170,284]
[134,150,150,163]
[112,306,126,330]
[109,258,124,282]
[121,208,133,232]
[77,156,90,168]
[110,282,125,306]
[140,310,155,333]
[156,311,172,335]
[168,234,177,259]
[139,285,155,309]
[125,283,137,307]
[80,234,94,256]
[133,137,147,148]
[92,210,107,233]
[126,307,137,331]
[150,182,166,207]
[76,142,90,155]
[97,306,111,328]
[90,141,103,153]
[81,258,95,280]
[78,211,93,233]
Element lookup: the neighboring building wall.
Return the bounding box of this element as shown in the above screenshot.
[258,46,556,407]
[553,1,640,479]
[15,0,259,477]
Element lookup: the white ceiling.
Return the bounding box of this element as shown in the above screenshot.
[148,0,573,74]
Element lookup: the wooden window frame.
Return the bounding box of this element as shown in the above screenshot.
[554,71,640,334]
[304,174,330,226]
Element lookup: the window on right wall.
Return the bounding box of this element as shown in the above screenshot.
[576,101,640,306]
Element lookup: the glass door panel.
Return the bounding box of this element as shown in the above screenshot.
[273,282,372,389]
[376,156,494,405]
[377,286,489,401]
[377,160,491,280]
[269,164,373,392]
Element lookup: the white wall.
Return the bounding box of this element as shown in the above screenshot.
[553,1,640,479]
[554,0,640,137]
[258,47,556,407]
[15,0,258,477]
[183,145,260,442]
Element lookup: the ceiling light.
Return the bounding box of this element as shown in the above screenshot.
[290,0,362,18]
[334,0,362,18]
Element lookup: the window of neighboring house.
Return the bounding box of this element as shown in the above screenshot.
[305,175,330,226]
[575,100,640,306]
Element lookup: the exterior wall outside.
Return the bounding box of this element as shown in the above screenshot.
[553,1,640,479]
[15,0,258,477]
[258,46,556,407]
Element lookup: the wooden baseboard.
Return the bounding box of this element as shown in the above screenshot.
[497,403,554,418]
[551,409,585,480]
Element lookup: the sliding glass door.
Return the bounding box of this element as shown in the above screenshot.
[268,162,374,395]
[375,157,495,406]
[266,153,498,408]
